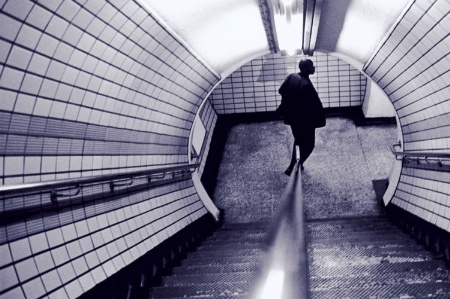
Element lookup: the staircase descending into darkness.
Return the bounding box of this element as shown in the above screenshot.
[150,215,450,299]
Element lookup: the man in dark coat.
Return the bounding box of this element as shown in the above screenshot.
[278,58,325,176]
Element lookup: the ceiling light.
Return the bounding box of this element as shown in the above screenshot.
[270,0,303,56]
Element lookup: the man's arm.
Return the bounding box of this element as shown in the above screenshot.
[278,74,293,96]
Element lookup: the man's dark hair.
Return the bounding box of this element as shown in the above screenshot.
[299,59,314,73]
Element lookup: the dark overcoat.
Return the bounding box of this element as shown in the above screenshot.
[278,73,325,128]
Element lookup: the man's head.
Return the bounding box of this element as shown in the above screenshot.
[299,59,315,75]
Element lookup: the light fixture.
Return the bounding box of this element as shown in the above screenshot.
[269,0,304,56]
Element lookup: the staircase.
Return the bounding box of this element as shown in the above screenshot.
[309,216,450,298]
[150,222,265,298]
[150,216,450,299]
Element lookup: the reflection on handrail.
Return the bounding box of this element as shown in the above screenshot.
[252,145,310,299]
[390,142,450,166]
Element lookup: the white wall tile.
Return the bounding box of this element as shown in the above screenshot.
[0,67,24,90]
[58,263,77,284]
[34,251,54,273]
[16,25,41,49]
[0,265,19,291]
[15,258,39,281]
[22,277,46,299]
[41,269,63,293]
[65,279,84,299]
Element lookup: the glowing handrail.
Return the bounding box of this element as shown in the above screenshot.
[253,145,310,299]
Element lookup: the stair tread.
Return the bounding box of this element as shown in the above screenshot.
[173,262,259,275]
[311,266,450,288]
[151,281,250,298]
[196,242,263,251]
[181,255,261,266]
[311,281,450,299]
[310,260,445,276]
[161,271,257,287]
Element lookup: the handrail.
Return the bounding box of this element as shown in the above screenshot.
[252,146,310,299]
[390,142,450,165]
[0,163,199,198]
[1,163,200,225]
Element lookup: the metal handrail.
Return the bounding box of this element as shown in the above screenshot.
[390,142,450,164]
[0,163,199,197]
[252,146,310,299]
[1,163,199,224]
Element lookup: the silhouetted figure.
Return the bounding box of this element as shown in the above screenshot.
[278,59,326,175]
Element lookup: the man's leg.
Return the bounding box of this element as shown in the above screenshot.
[284,142,298,175]
[299,128,316,166]
[285,126,315,176]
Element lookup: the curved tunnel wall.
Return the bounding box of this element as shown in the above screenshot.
[0,0,219,298]
[363,0,450,230]
[0,0,219,185]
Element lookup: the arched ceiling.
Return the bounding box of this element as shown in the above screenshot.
[138,0,410,75]
[138,0,271,77]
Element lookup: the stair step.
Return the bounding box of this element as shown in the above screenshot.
[309,244,432,261]
[173,262,259,275]
[188,248,262,258]
[220,222,268,230]
[306,221,396,233]
[306,216,392,229]
[151,281,250,298]
[198,242,262,251]
[308,231,414,244]
[311,281,450,299]
[307,225,403,236]
[310,263,450,289]
[209,230,265,238]
[161,271,256,287]
[181,255,260,266]
[308,236,423,250]
[309,250,435,267]
[310,260,446,278]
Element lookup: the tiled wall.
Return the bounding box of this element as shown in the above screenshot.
[1,180,206,299]
[0,0,219,297]
[208,52,367,114]
[363,0,450,231]
[0,0,219,186]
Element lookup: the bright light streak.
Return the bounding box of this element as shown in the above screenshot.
[258,269,285,299]
[281,0,293,6]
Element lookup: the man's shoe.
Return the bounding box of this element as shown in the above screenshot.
[284,167,293,176]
